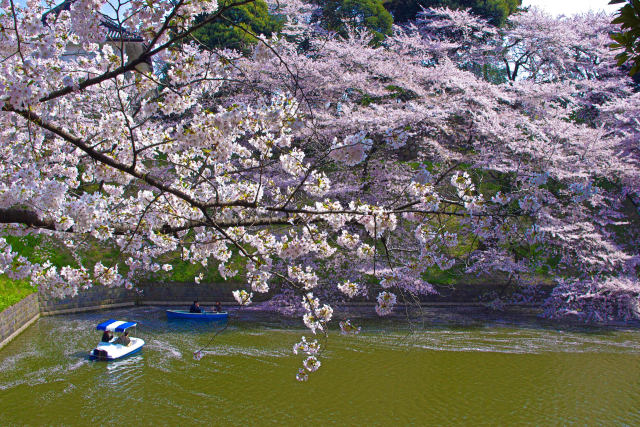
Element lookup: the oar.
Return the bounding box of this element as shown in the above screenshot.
[193,316,230,360]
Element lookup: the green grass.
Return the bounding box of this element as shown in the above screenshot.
[0,275,36,312]
[4,235,76,267]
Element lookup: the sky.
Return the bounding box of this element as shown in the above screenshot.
[522,0,620,16]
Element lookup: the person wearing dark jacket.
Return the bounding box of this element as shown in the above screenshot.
[214,301,222,312]
[115,330,131,346]
[101,330,113,342]
[189,301,202,313]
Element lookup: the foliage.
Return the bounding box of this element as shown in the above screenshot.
[0,275,35,312]
[191,0,283,53]
[383,0,521,26]
[609,0,640,75]
[318,0,393,42]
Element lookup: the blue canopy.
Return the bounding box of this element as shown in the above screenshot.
[96,319,137,332]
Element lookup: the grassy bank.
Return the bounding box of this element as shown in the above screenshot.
[0,275,36,312]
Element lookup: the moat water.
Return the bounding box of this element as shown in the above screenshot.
[1,306,639,425]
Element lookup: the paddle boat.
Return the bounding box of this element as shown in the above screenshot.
[90,319,145,361]
[166,309,228,321]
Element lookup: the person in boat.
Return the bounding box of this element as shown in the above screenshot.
[115,330,131,346]
[189,300,202,313]
[214,301,222,312]
[101,330,113,343]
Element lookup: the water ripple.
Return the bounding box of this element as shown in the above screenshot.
[1,306,639,426]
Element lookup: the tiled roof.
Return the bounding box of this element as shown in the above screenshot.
[42,0,144,42]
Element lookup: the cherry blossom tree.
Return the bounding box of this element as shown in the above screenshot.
[233,3,640,320]
[0,0,638,381]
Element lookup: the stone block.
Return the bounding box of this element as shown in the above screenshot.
[0,295,39,349]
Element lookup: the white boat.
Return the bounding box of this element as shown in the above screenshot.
[90,319,145,361]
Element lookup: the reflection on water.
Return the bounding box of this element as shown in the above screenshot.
[1,306,639,425]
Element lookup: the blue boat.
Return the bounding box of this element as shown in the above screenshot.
[90,319,144,361]
[166,310,228,320]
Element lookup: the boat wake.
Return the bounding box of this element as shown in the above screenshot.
[0,359,88,391]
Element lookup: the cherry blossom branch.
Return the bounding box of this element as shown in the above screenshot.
[3,105,257,210]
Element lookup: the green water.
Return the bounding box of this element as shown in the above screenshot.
[1,307,640,426]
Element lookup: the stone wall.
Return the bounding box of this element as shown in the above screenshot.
[426,283,554,304]
[136,281,271,305]
[1,285,138,349]
[37,281,553,311]
[0,293,40,350]
[38,285,138,315]
[35,281,258,314]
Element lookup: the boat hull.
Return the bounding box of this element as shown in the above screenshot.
[90,337,145,360]
[166,310,228,320]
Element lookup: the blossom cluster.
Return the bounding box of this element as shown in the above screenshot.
[337,280,362,298]
[232,290,253,306]
[375,291,397,316]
